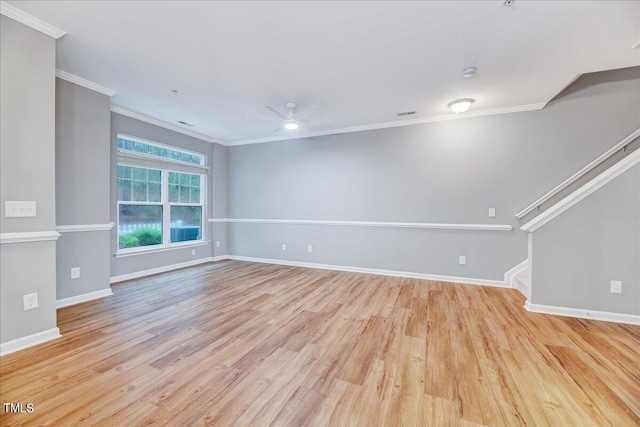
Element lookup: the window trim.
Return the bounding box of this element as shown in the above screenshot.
[116,139,208,256]
[117,133,206,166]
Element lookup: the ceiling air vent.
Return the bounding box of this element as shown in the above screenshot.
[177,121,194,127]
[397,111,417,117]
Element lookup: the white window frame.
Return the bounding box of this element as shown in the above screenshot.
[116,134,208,256]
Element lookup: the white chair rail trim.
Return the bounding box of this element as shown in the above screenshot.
[56,223,115,233]
[208,218,513,231]
[0,231,61,244]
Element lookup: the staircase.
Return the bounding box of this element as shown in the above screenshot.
[515,129,640,325]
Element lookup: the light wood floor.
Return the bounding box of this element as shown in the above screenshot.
[1,261,639,426]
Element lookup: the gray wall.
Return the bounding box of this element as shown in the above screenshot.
[226,68,640,281]
[110,113,226,277]
[1,16,58,343]
[212,143,228,257]
[531,164,639,315]
[55,78,112,299]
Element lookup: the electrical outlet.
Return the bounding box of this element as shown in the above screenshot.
[610,280,622,294]
[307,245,313,253]
[282,244,286,251]
[216,241,221,248]
[23,293,38,311]
[70,267,80,279]
[459,256,466,265]
[191,249,196,255]
[488,208,496,218]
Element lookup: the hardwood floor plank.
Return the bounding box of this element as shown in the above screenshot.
[0,260,638,426]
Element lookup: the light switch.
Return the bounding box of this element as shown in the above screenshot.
[5,201,37,217]
[488,208,496,218]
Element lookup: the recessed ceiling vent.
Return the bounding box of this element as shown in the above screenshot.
[177,121,194,127]
[397,111,417,117]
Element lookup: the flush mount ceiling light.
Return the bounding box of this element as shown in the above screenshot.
[463,67,477,78]
[448,98,475,114]
[284,122,299,130]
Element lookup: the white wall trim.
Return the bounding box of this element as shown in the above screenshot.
[504,260,528,288]
[212,255,230,262]
[524,301,640,326]
[223,255,509,288]
[229,103,546,146]
[110,106,227,146]
[0,2,66,39]
[209,218,513,231]
[56,69,117,97]
[56,288,113,309]
[0,328,61,357]
[56,223,114,233]
[516,127,640,219]
[521,148,640,232]
[110,257,214,283]
[0,231,61,245]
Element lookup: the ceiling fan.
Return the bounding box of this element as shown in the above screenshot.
[252,102,327,132]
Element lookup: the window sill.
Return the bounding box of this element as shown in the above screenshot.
[114,240,210,258]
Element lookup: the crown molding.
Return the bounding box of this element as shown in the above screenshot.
[110,106,228,146]
[56,70,117,97]
[228,103,547,146]
[109,102,544,148]
[0,2,66,39]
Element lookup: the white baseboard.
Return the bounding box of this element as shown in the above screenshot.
[212,255,230,262]
[56,288,113,309]
[0,328,61,357]
[223,255,509,288]
[504,260,528,288]
[514,278,529,298]
[110,257,215,283]
[524,301,640,325]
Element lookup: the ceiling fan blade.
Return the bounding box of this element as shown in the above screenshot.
[294,104,318,120]
[265,105,287,120]
[298,119,333,124]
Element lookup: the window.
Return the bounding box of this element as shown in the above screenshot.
[116,135,207,253]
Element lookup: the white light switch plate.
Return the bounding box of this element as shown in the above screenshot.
[5,201,37,217]
[307,245,313,253]
[71,267,80,279]
[488,208,496,218]
[459,256,466,265]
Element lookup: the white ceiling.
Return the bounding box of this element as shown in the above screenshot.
[7,1,640,144]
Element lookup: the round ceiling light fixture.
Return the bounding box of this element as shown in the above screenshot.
[448,98,475,114]
[284,122,299,130]
[463,67,477,78]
